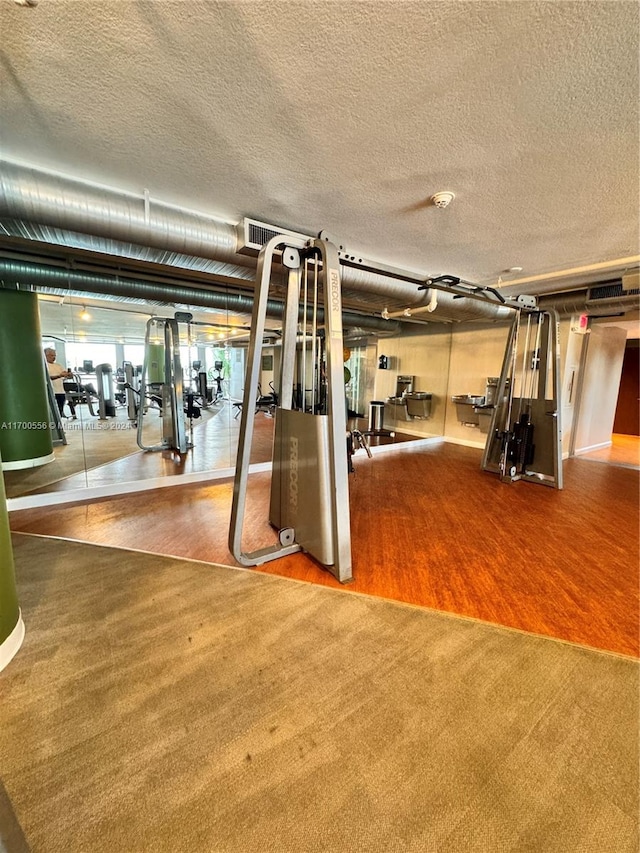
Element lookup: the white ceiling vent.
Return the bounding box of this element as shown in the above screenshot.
[236,217,311,256]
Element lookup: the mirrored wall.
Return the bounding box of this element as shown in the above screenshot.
[2,280,459,506]
[2,286,264,502]
[1,286,408,504]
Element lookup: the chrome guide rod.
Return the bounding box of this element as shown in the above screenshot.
[480,310,518,476]
[280,248,302,409]
[302,255,308,411]
[517,313,532,421]
[505,313,520,434]
[136,317,154,450]
[167,318,188,453]
[528,313,544,406]
[311,251,319,412]
[549,309,563,489]
[137,318,190,453]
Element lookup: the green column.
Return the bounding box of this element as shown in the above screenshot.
[0,289,54,470]
[0,455,24,672]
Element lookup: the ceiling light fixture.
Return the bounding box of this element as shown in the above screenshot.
[80,306,91,321]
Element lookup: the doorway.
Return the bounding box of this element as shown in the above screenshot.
[613,339,640,436]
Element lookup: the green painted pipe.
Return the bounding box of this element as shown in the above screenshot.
[0,290,54,469]
[0,453,24,672]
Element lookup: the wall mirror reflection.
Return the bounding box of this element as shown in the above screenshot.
[1,287,285,502]
[1,280,453,506]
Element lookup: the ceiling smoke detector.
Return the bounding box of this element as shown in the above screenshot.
[431,191,455,209]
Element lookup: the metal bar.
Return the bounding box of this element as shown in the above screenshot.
[480,312,518,476]
[229,234,307,567]
[302,256,308,411]
[549,309,564,489]
[136,318,154,450]
[312,237,353,581]
[535,314,549,400]
[311,252,319,412]
[279,254,302,410]
[517,314,532,420]
[168,319,188,453]
[137,316,188,452]
[505,313,520,433]
[44,367,67,446]
[529,313,544,404]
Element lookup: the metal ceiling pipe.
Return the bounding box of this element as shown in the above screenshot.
[0,161,430,303]
[0,160,512,323]
[538,291,640,316]
[410,289,513,322]
[493,258,640,298]
[341,275,511,321]
[0,161,241,264]
[0,260,399,333]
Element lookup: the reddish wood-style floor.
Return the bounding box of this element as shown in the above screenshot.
[9,439,639,657]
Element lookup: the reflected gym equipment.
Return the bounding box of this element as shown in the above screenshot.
[95,363,116,419]
[137,317,191,453]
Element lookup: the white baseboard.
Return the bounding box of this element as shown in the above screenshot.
[574,441,613,455]
[7,462,272,511]
[0,611,25,673]
[2,452,56,471]
[443,436,486,449]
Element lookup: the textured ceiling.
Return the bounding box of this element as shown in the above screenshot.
[0,0,638,287]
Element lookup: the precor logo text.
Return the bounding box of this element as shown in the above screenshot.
[288,435,299,516]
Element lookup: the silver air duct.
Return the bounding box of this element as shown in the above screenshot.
[0,159,511,323]
[538,289,640,317]
[0,260,399,333]
[0,161,240,264]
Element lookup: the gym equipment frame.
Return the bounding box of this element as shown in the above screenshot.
[481,308,563,489]
[137,317,191,453]
[229,235,353,583]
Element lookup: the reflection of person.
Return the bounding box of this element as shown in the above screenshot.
[44,348,76,419]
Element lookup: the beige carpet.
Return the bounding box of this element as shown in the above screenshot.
[1,534,637,853]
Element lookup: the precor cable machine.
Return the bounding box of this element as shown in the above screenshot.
[229,235,353,583]
[481,307,563,488]
[137,316,191,453]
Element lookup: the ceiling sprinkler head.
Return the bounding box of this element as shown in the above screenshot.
[431,191,455,209]
[14,0,38,6]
